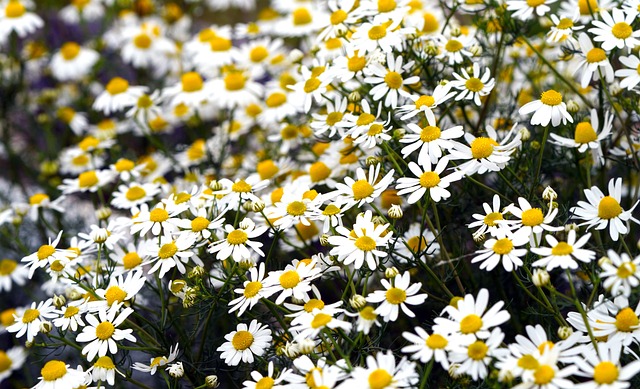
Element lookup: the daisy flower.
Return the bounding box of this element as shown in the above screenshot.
[265,182,321,230]
[506,0,557,20]
[516,347,577,389]
[93,77,147,115]
[53,300,87,332]
[349,20,409,54]
[229,263,275,316]
[363,52,419,109]
[0,0,43,43]
[49,42,99,82]
[290,308,352,340]
[449,327,507,381]
[399,117,464,164]
[396,83,456,123]
[531,230,595,270]
[93,269,147,309]
[59,169,116,194]
[242,361,291,389]
[145,234,199,278]
[130,203,183,238]
[394,222,440,261]
[316,0,358,42]
[568,297,640,347]
[162,72,212,109]
[471,228,530,272]
[449,124,522,175]
[330,164,395,209]
[208,70,263,110]
[57,107,89,136]
[0,346,27,383]
[262,259,323,305]
[217,319,272,366]
[436,33,475,65]
[288,65,330,113]
[549,108,613,165]
[574,33,614,88]
[214,176,269,210]
[275,5,329,38]
[339,350,419,388]
[615,54,640,90]
[468,194,508,239]
[519,89,573,127]
[209,218,267,262]
[132,344,180,376]
[504,197,563,242]
[547,12,583,43]
[600,250,640,298]
[401,326,453,368]
[7,299,57,342]
[433,288,511,339]
[76,304,136,361]
[328,210,393,270]
[311,95,350,138]
[395,158,463,204]
[570,177,640,241]
[366,271,428,322]
[346,305,382,335]
[87,356,124,386]
[111,182,160,210]
[574,339,640,389]
[449,62,495,106]
[21,231,76,278]
[588,8,640,51]
[509,324,584,367]
[32,360,87,389]
[120,22,176,72]
[0,259,27,292]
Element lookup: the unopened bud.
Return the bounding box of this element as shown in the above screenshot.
[238,217,255,230]
[67,289,82,300]
[393,128,406,140]
[566,100,580,113]
[371,216,386,225]
[25,340,34,348]
[348,91,361,103]
[169,279,187,295]
[469,44,482,56]
[518,127,530,141]
[425,42,438,56]
[95,207,112,221]
[564,223,579,232]
[205,375,220,388]
[598,256,611,267]
[297,338,316,354]
[473,231,486,243]
[242,201,254,212]
[449,363,462,378]
[53,295,66,308]
[557,326,573,340]
[320,234,330,246]
[349,294,367,310]
[288,49,304,62]
[388,204,403,219]
[39,321,53,334]
[542,186,557,202]
[530,140,540,150]
[166,361,184,378]
[209,180,223,191]
[385,267,399,279]
[532,269,550,287]
[281,342,300,358]
[90,227,109,244]
[251,199,265,212]
[189,266,205,279]
[238,260,254,272]
[365,156,380,166]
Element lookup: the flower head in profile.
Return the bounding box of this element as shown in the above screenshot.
[549,108,612,165]
[519,89,573,127]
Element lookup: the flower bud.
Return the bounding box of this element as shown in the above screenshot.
[564,223,578,232]
[281,342,300,358]
[542,186,557,202]
[67,289,82,300]
[53,295,66,308]
[530,140,540,150]
[365,156,380,167]
[469,44,482,56]
[385,267,399,279]
[170,279,187,295]
[393,128,406,139]
[388,204,403,219]
[95,207,112,221]
[25,340,34,348]
[39,321,53,334]
[209,180,223,191]
[90,227,109,244]
[288,49,304,62]
[518,127,531,141]
[472,231,486,243]
[242,201,255,212]
[297,338,316,354]
[239,217,255,230]
[372,216,387,225]
[557,326,573,340]
[251,199,265,212]
[566,100,580,113]
[348,91,361,103]
[320,234,330,246]
[449,363,462,378]
[350,294,367,310]
[167,361,184,378]
[205,375,220,388]
[532,269,550,287]
[189,266,205,279]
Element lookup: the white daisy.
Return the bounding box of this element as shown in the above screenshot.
[0,346,27,383]
[467,194,508,239]
[32,360,87,389]
[401,326,453,368]
[449,124,522,175]
[338,350,419,388]
[615,54,640,90]
[471,228,530,272]
[519,89,573,127]
[92,77,147,115]
[49,42,99,82]
[228,263,275,316]
[549,108,613,165]
[330,164,395,209]
[217,320,272,366]
[588,8,640,51]
[262,259,324,305]
[145,234,199,278]
[449,327,508,381]
[531,230,595,270]
[574,33,614,89]
[600,250,640,298]
[363,52,419,108]
[366,271,428,322]
[506,0,557,20]
[76,304,136,361]
[7,299,57,342]
[208,218,268,262]
[574,339,640,389]
[396,83,456,124]
[399,117,464,165]
[395,158,463,204]
[449,62,495,106]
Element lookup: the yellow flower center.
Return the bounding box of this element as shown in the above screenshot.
[367,124,384,136]
[265,92,286,108]
[292,7,312,25]
[551,242,573,256]
[37,245,56,261]
[227,230,248,245]
[522,208,544,226]
[231,330,254,350]
[419,125,441,142]
[243,281,262,298]
[106,77,129,95]
[416,95,435,109]
[150,208,169,223]
[368,368,393,389]
[578,0,599,15]
[190,216,210,232]
[5,0,26,18]
[325,112,343,127]
[557,18,574,29]
[465,77,484,92]
[115,158,135,172]
[224,73,246,91]
[232,179,252,193]
[540,90,562,106]
[617,262,636,279]
[122,252,142,269]
[615,307,639,332]
[0,259,16,275]
[422,13,439,33]
[286,201,307,216]
[526,0,545,7]
[533,365,555,385]
[407,236,428,253]
[78,136,99,151]
[60,42,80,60]
[586,48,606,63]
[78,171,99,188]
[385,287,407,304]
[467,340,489,360]
[323,204,341,216]
[460,314,483,334]
[310,162,332,182]
[125,186,146,201]
[303,77,321,93]
[384,71,403,89]
[22,308,39,323]
[134,33,152,49]
[0,351,11,373]
[256,376,275,389]
[94,356,115,369]
[105,286,127,306]
[331,9,347,25]
[612,22,633,39]
[71,154,89,167]
[249,46,268,63]
[445,39,463,52]
[574,122,598,144]
[598,196,622,219]
[158,242,178,259]
[483,212,503,226]
[470,137,499,159]
[368,25,387,40]
[426,334,448,349]
[354,236,377,251]
[357,113,376,126]
[209,37,232,51]
[352,180,374,200]
[594,361,619,384]
[63,306,79,318]
[304,299,325,312]
[41,360,67,382]
[378,0,397,12]
[348,54,366,72]
[95,321,115,340]
[311,313,333,329]
[360,306,378,320]
[492,238,513,255]
[518,354,540,370]
[181,72,203,92]
[419,171,440,188]
[279,270,300,289]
